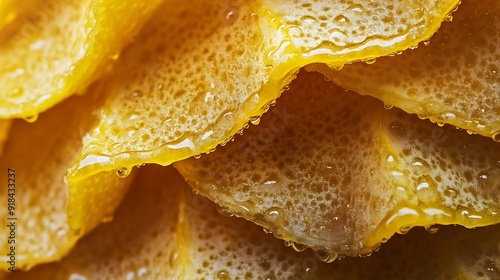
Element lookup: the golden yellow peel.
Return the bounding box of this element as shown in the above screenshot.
[67,0,460,185]
[310,0,500,138]
[0,85,133,270]
[175,71,500,256]
[0,0,162,118]
[4,164,500,279]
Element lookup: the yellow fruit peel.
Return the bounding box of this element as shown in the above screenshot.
[0,86,132,270]
[310,0,500,138]
[5,164,500,279]
[175,71,500,256]
[3,166,185,279]
[0,0,162,118]
[68,0,460,183]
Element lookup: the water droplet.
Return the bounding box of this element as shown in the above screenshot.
[194,154,202,159]
[263,228,272,234]
[314,250,337,263]
[23,114,39,123]
[411,157,431,175]
[444,188,458,198]
[493,132,500,142]
[398,225,411,234]
[358,251,373,258]
[424,224,439,234]
[423,39,431,46]
[250,116,261,125]
[384,103,393,110]
[364,58,376,65]
[284,240,307,252]
[444,13,453,22]
[169,251,179,267]
[265,207,285,224]
[217,270,230,280]
[416,180,430,191]
[440,112,456,121]
[466,130,476,135]
[116,167,130,178]
[216,204,234,217]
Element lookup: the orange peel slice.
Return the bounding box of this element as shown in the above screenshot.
[175,71,500,256]
[4,164,500,279]
[67,0,460,183]
[0,0,162,119]
[0,86,133,270]
[309,0,500,139]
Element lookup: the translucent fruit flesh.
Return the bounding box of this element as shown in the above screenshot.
[0,0,163,118]
[310,0,500,138]
[0,85,134,270]
[4,164,500,279]
[68,0,460,184]
[175,71,500,256]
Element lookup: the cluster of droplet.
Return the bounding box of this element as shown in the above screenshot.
[86,0,269,166]
[330,0,500,138]
[380,99,500,235]
[176,72,400,255]
[191,196,325,279]
[265,0,453,61]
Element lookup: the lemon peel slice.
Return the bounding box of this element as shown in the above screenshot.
[310,0,500,139]
[68,0,459,183]
[5,165,500,279]
[175,71,500,256]
[0,0,162,119]
[0,87,133,270]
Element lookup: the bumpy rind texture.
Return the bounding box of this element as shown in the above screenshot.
[68,0,460,184]
[0,0,163,118]
[3,164,500,279]
[175,71,500,256]
[311,0,500,138]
